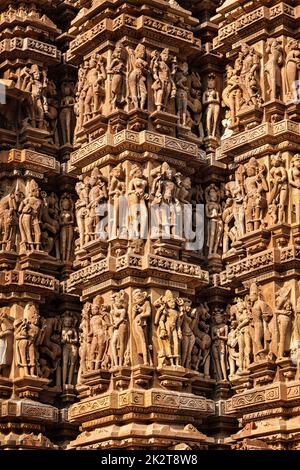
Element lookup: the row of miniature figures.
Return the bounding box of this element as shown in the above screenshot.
[1,151,300,259]
[2,37,299,145]
[1,284,299,391]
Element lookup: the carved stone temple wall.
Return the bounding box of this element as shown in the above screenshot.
[1,0,300,451]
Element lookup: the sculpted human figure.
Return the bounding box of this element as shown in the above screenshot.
[231,299,252,372]
[248,283,273,358]
[222,197,237,254]
[227,319,239,378]
[268,153,288,225]
[275,287,292,359]
[18,179,43,252]
[45,80,59,143]
[288,154,300,223]
[243,158,269,232]
[154,290,182,367]
[111,290,128,368]
[108,45,127,111]
[78,302,92,380]
[128,44,149,110]
[89,296,111,370]
[61,313,79,387]
[264,38,284,101]
[191,303,211,377]
[23,64,48,129]
[132,289,152,366]
[127,164,148,239]
[205,184,223,255]
[14,303,44,377]
[74,61,88,135]
[86,168,108,242]
[284,38,300,101]
[59,80,76,145]
[0,185,23,251]
[222,65,240,130]
[83,54,106,120]
[41,192,60,257]
[211,309,228,381]
[109,164,126,239]
[179,298,196,369]
[59,193,74,262]
[188,72,204,139]
[150,162,179,238]
[75,176,90,248]
[203,73,220,138]
[151,48,176,112]
[0,309,13,376]
[175,61,189,126]
[237,43,262,108]
[39,316,62,387]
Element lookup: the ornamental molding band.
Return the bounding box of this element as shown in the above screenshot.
[1,0,300,452]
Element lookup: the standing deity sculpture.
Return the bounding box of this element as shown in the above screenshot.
[111,290,129,368]
[203,73,220,138]
[45,80,59,144]
[0,184,23,251]
[18,179,43,253]
[127,164,148,240]
[128,44,149,110]
[191,303,211,377]
[41,192,60,258]
[88,296,111,371]
[39,316,62,388]
[75,176,90,248]
[227,319,239,378]
[275,287,293,359]
[78,302,92,380]
[150,162,179,238]
[179,298,196,370]
[132,289,152,366]
[22,64,48,129]
[108,45,127,111]
[288,154,300,223]
[59,193,74,262]
[83,54,107,121]
[222,196,237,255]
[61,313,79,387]
[151,48,177,112]
[284,38,300,102]
[268,153,288,225]
[154,290,182,368]
[242,158,269,232]
[236,43,262,108]
[0,309,14,377]
[175,61,189,126]
[14,303,44,377]
[187,72,204,139]
[109,164,126,239]
[264,38,284,101]
[59,79,76,145]
[248,283,273,359]
[86,168,108,242]
[222,65,240,132]
[211,308,228,381]
[205,184,223,255]
[74,61,89,135]
[230,299,252,373]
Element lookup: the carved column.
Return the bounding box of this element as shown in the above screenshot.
[0,0,79,450]
[213,0,300,450]
[66,0,219,450]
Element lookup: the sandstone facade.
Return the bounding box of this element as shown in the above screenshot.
[0,0,299,450]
